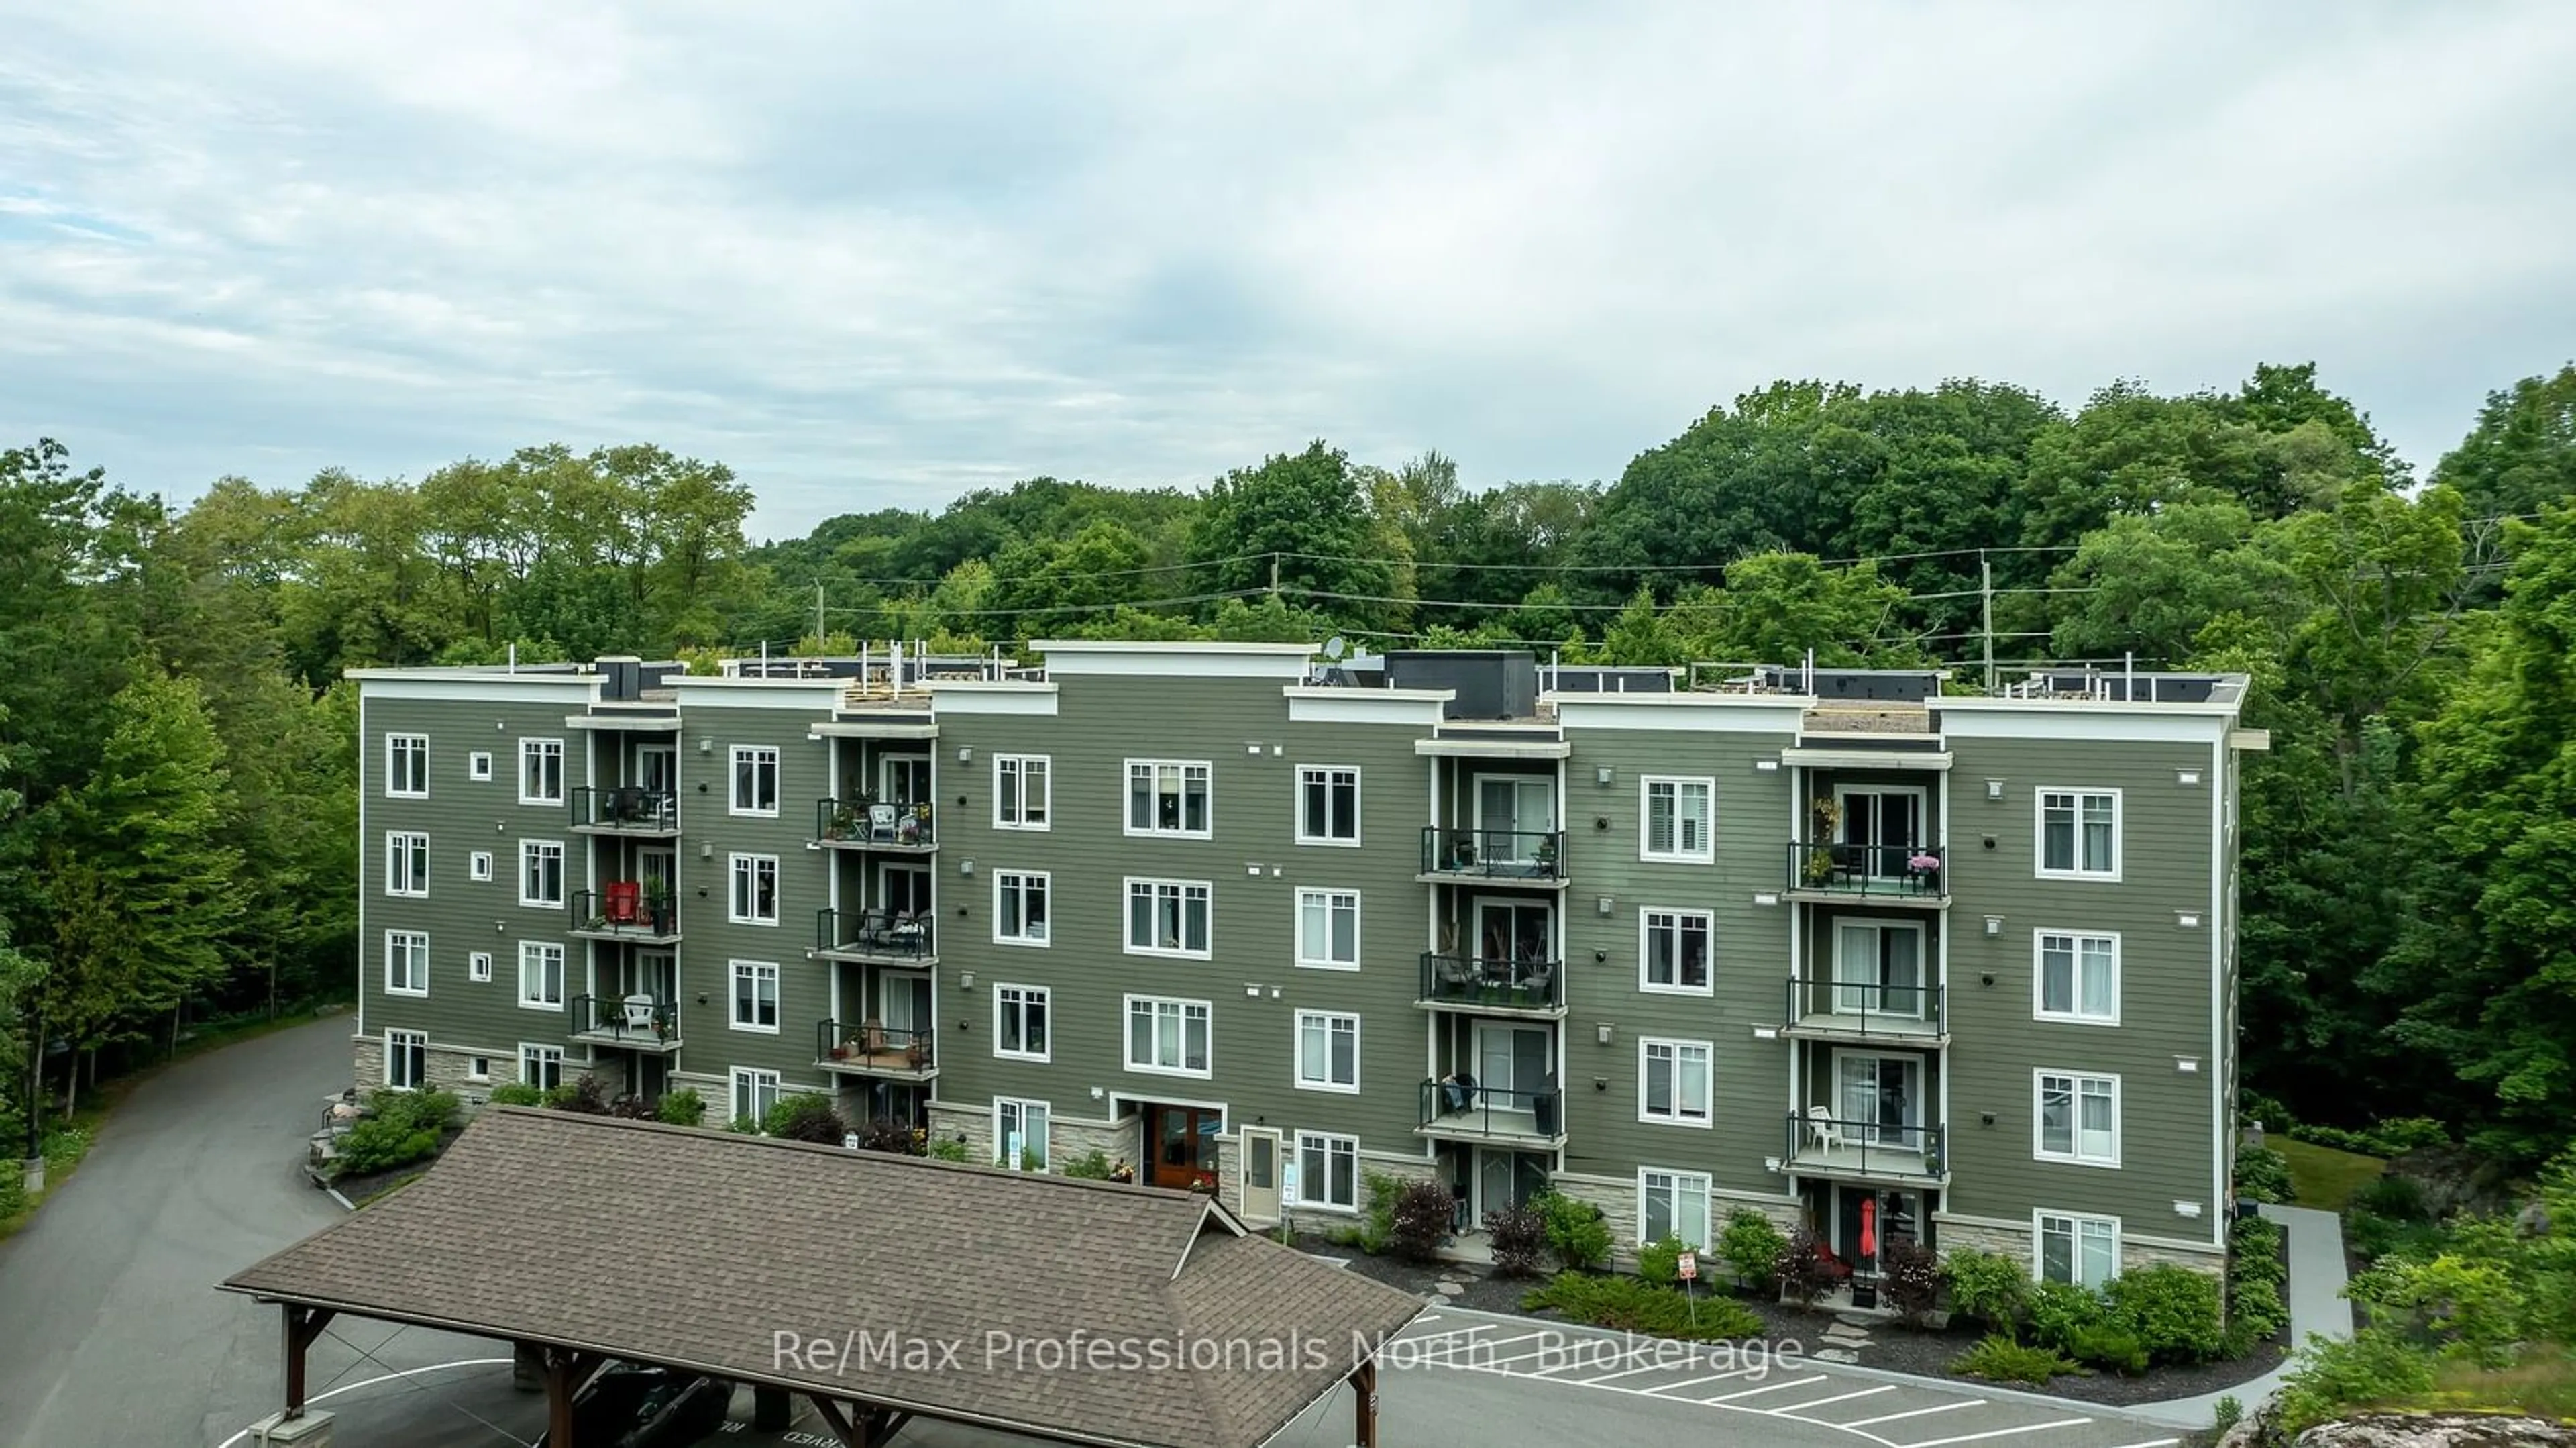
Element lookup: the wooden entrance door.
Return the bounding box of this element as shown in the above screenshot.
[1148,1104,1222,1192]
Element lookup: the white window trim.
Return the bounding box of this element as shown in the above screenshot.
[1123,758,1214,840]
[384,929,429,998]
[468,850,494,882]
[468,750,493,782]
[383,1028,427,1088]
[1635,1166,1714,1248]
[518,839,566,909]
[2035,786,2123,882]
[1638,776,1715,864]
[517,737,564,806]
[1123,993,1213,1079]
[385,735,429,800]
[1293,886,1362,971]
[1294,764,1363,847]
[729,1066,782,1126]
[519,1043,565,1090]
[385,831,429,898]
[1293,1010,1362,1094]
[467,951,493,983]
[991,870,1051,947]
[2032,928,2123,1026]
[1293,1130,1360,1212]
[2033,1208,2123,1290]
[729,959,782,1033]
[729,744,781,818]
[994,1097,1051,1170]
[992,983,1051,1062]
[1123,876,1214,960]
[464,1055,492,1083]
[1636,1037,1714,1128]
[1637,906,1715,996]
[517,941,566,1011]
[2033,1068,2123,1168]
[992,754,1053,831]
[728,852,782,926]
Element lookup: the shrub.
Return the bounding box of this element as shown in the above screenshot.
[2068,1324,2148,1376]
[925,1137,969,1163]
[1350,1173,1402,1256]
[1390,1180,1456,1262]
[2350,1173,2431,1223]
[2106,1263,2224,1365]
[368,1088,458,1134]
[2232,1277,2288,1344]
[1485,1204,1547,1278]
[2228,1214,2290,1348]
[545,1075,612,1115]
[486,1082,545,1106]
[2372,1117,2451,1154]
[2024,1279,2105,1353]
[761,1093,851,1145]
[1880,1238,1942,1325]
[2275,1329,2439,1435]
[334,1096,446,1178]
[610,1094,655,1120]
[2235,1145,2296,1204]
[1061,1149,1117,1181]
[1776,1227,1841,1306]
[1718,1208,1788,1292]
[655,1088,704,1127]
[1952,1333,2072,1386]
[1522,1272,1762,1341]
[2211,1394,2243,1434]
[0,1170,22,1221]
[1638,1233,1687,1286]
[850,1117,921,1154]
[2239,1090,2294,1133]
[1532,1190,1611,1272]
[1942,1249,2029,1332]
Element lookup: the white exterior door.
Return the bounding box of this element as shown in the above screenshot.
[1238,1126,1283,1223]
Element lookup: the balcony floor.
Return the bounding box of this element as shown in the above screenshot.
[814,837,937,854]
[814,943,938,968]
[1415,998,1567,1021]
[816,1051,938,1082]
[1782,1012,1949,1046]
[1416,1110,1566,1150]
[570,923,682,945]
[566,1026,681,1055]
[1782,1143,1948,1187]
[1785,884,1949,911]
[570,821,681,839]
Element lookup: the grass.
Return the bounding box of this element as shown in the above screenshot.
[1521,1272,1764,1341]
[2275,1136,2386,1211]
[2422,1345,2576,1420]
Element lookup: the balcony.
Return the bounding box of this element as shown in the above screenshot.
[1780,1113,1949,1186]
[1782,978,1949,1045]
[815,1018,937,1080]
[568,994,680,1053]
[1418,828,1566,885]
[1418,952,1564,1017]
[816,798,935,851]
[569,785,680,836]
[1786,841,1947,905]
[570,886,680,944]
[813,907,936,966]
[1417,1082,1566,1148]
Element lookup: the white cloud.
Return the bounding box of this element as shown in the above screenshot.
[1,1,2570,534]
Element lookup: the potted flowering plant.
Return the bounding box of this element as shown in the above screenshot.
[1907,851,1942,889]
[1189,1169,1219,1196]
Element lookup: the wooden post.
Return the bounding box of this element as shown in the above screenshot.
[545,1352,578,1447]
[280,1305,335,1420]
[1351,1357,1378,1447]
[807,1396,871,1447]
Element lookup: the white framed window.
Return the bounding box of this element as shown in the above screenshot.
[994,984,1050,1061]
[386,735,429,798]
[468,849,494,882]
[1639,908,1712,994]
[518,737,563,805]
[519,839,564,909]
[1295,1131,1358,1210]
[1297,765,1360,845]
[2036,1210,2121,1290]
[995,1097,1051,1171]
[1125,758,1211,838]
[1294,888,1360,970]
[1640,776,1714,862]
[385,831,429,897]
[1295,1011,1360,1092]
[517,941,565,1010]
[994,870,1050,945]
[729,853,780,925]
[2037,788,2120,880]
[2035,1070,2121,1166]
[729,960,780,1032]
[730,745,780,816]
[1639,1038,1713,1127]
[1638,1168,1713,1248]
[385,1029,427,1088]
[468,750,493,782]
[729,1066,780,1127]
[520,1043,564,1091]
[2035,930,2121,1024]
[466,1055,491,1082]
[384,929,429,996]
[467,951,493,983]
[1125,877,1212,958]
[994,755,1051,830]
[1124,994,1212,1078]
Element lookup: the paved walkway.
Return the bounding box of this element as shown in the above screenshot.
[2129,1203,2349,1429]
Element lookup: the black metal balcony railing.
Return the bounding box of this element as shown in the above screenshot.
[571,886,678,939]
[1784,1112,1949,1180]
[816,1017,936,1073]
[1420,827,1566,880]
[1785,977,1947,1035]
[1419,1080,1564,1138]
[814,906,936,961]
[1419,951,1564,1010]
[1787,841,1946,898]
[571,785,679,832]
[816,798,935,848]
[570,993,678,1044]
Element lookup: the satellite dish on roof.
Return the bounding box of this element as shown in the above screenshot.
[1324,635,1348,661]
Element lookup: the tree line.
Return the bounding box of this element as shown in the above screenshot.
[2,360,2572,1162]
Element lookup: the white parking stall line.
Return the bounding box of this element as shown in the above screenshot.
[1770,1384,1898,1415]
[1635,1368,1762,1396]
[1898,1418,2094,1447]
[1395,1323,1490,1348]
[1564,1359,1705,1386]
[1701,1374,1833,1403]
[1843,1400,1988,1429]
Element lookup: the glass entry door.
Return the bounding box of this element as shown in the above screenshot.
[1833,921,1923,1016]
[1474,776,1556,862]
[881,866,932,918]
[624,949,678,1003]
[1835,1053,1924,1148]
[1476,1023,1552,1102]
[1838,788,1923,878]
[882,755,932,805]
[1476,1147,1551,1219]
[637,745,676,796]
[881,972,932,1037]
[1475,900,1552,968]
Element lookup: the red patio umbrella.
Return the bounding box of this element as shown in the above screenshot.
[1858,1194,1878,1259]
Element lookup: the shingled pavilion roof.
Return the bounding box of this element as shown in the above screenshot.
[223,1108,1424,1448]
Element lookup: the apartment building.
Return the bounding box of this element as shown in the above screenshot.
[351,642,2257,1288]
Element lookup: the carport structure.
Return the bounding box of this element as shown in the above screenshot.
[221,1108,1424,1447]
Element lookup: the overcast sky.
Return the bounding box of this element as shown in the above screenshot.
[5,3,2572,539]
